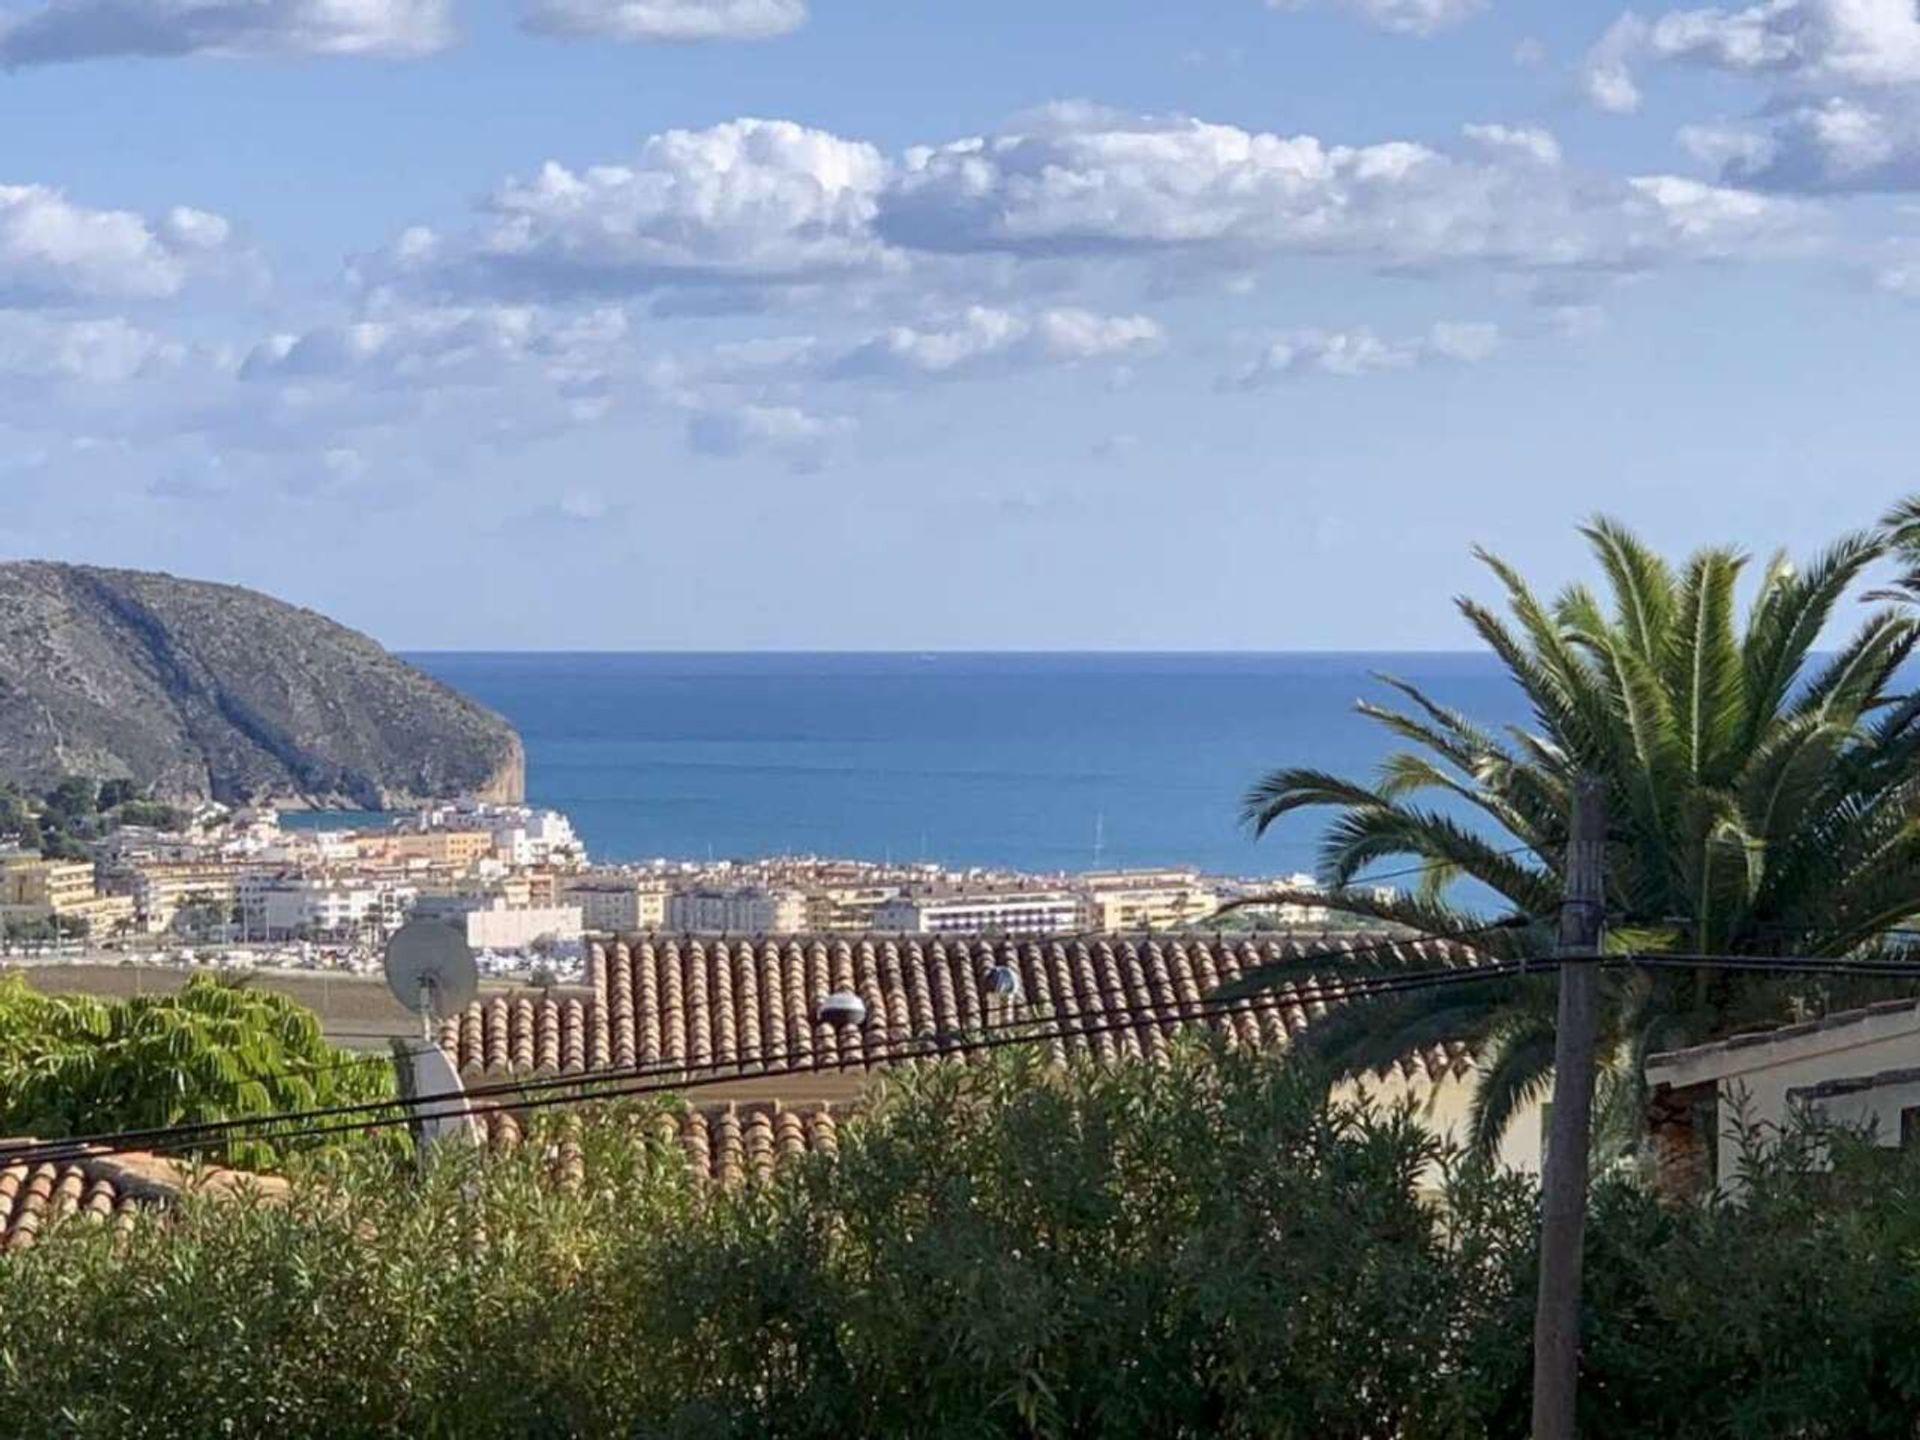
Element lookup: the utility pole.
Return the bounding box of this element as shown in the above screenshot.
[1532,776,1608,1440]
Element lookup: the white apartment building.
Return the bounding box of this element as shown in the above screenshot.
[237,874,415,940]
[127,864,239,934]
[490,810,585,868]
[666,885,809,934]
[563,876,670,933]
[873,890,1086,936]
[412,892,584,952]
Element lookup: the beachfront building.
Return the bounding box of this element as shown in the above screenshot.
[804,885,903,933]
[1081,869,1222,932]
[366,828,496,869]
[561,875,670,934]
[1,855,99,915]
[237,874,415,941]
[124,863,239,934]
[489,811,585,869]
[414,892,584,952]
[666,885,809,934]
[873,889,1086,936]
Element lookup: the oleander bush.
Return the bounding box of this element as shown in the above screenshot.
[6,1044,1920,1438]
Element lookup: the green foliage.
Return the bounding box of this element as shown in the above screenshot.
[113,799,186,831]
[1240,512,1920,1154]
[0,974,392,1169]
[0,776,187,864]
[41,775,103,823]
[6,1049,1920,1437]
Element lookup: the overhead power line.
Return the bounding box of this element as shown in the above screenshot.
[2,918,1524,1168]
[2,945,1548,1171]
[15,938,1920,1174]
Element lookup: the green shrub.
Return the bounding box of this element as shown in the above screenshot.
[8,1046,1920,1437]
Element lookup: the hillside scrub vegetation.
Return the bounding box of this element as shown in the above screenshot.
[6,1045,1920,1438]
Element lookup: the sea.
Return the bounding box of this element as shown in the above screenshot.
[326,652,1530,878]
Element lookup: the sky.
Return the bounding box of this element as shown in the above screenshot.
[3,0,1920,650]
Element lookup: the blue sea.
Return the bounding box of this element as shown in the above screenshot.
[366,653,1528,877]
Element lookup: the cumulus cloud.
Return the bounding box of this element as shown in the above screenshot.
[0,0,449,65]
[383,118,894,300]
[240,304,628,385]
[686,401,851,471]
[1577,3,1920,192]
[1579,0,1920,113]
[384,107,1818,318]
[521,0,803,42]
[878,106,1816,274]
[0,185,236,303]
[1266,0,1485,38]
[1224,320,1500,387]
[0,313,183,383]
[828,305,1162,380]
[1695,96,1920,190]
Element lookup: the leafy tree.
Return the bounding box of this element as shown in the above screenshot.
[0,974,392,1169]
[42,775,102,823]
[95,779,138,812]
[0,785,32,839]
[113,799,185,831]
[1238,514,1920,1156]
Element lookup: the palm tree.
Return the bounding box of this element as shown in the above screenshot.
[1237,514,1920,1157]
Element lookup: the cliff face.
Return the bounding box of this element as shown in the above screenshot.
[0,562,525,809]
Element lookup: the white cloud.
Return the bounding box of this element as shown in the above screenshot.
[0,313,182,383]
[1225,320,1500,387]
[1266,0,1485,38]
[380,107,1820,319]
[521,0,803,41]
[0,184,236,303]
[240,304,628,385]
[829,305,1162,380]
[1580,0,1920,114]
[1580,3,1920,191]
[391,118,893,300]
[0,0,449,65]
[1461,123,1564,166]
[1691,96,1920,190]
[1581,16,1648,112]
[686,401,851,470]
[879,106,1816,274]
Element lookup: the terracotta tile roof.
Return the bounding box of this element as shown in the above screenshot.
[0,1143,286,1252]
[438,932,1479,1091]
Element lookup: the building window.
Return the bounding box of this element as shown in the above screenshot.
[1901,1106,1920,1150]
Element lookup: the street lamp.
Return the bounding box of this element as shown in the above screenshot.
[816,991,867,1028]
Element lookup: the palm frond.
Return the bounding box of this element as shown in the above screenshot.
[1467,1014,1557,1162]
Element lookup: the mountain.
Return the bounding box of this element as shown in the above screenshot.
[0,562,524,809]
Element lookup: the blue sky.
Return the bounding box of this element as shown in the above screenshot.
[4,0,1920,649]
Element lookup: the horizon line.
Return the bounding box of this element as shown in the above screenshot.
[394,646,1505,657]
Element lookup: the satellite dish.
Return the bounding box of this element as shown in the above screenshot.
[384,920,478,1030]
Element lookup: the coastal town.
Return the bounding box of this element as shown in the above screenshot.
[0,788,1388,983]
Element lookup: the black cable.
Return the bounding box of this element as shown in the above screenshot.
[2,919,1523,1167]
[32,932,1920,1174]
[2,949,1550,1170]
